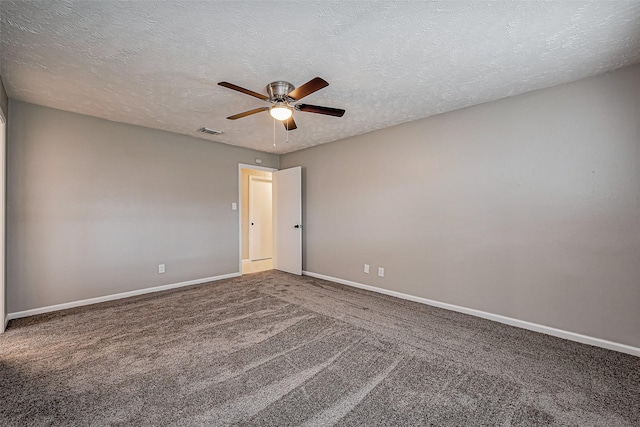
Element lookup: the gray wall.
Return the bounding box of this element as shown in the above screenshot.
[0,76,7,118]
[281,64,640,348]
[7,101,278,313]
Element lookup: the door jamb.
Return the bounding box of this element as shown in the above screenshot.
[238,163,277,275]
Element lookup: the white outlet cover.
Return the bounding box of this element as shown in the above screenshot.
[158,264,165,274]
[232,202,237,210]
[378,267,384,277]
[364,264,370,274]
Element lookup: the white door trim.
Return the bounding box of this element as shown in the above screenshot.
[238,164,277,275]
[0,108,6,332]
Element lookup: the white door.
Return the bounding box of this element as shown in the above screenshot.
[273,166,302,275]
[249,176,273,261]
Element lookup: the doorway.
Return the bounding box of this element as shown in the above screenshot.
[239,165,276,275]
[238,164,303,276]
[249,175,273,261]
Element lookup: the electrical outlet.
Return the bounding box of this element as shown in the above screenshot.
[364,264,370,274]
[158,264,165,274]
[378,267,384,277]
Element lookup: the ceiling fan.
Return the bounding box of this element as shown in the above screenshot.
[218,77,345,131]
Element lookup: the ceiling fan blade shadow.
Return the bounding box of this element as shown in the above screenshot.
[218,82,268,101]
[296,104,345,117]
[287,77,329,101]
[282,116,297,131]
[227,107,269,120]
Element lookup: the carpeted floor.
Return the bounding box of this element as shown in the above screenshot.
[1,271,638,426]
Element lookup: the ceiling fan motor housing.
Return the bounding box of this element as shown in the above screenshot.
[267,81,295,102]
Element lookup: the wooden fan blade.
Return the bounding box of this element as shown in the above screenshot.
[296,104,345,117]
[227,107,269,120]
[287,77,329,101]
[218,82,268,101]
[282,116,297,131]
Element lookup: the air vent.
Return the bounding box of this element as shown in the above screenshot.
[198,127,223,135]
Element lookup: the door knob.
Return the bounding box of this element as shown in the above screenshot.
[294,224,302,229]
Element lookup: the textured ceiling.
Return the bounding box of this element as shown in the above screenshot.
[2,1,640,154]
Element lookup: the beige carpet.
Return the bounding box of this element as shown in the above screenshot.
[1,270,638,426]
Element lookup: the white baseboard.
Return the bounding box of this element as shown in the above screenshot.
[302,271,640,357]
[6,272,241,321]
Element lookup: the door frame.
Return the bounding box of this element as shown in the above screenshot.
[0,108,5,332]
[238,164,277,275]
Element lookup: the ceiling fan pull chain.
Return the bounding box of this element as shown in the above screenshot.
[273,117,276,147]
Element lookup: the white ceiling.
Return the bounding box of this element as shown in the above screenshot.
[2,1,640,154]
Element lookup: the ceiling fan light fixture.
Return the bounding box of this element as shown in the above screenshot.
[269,104,293,121]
